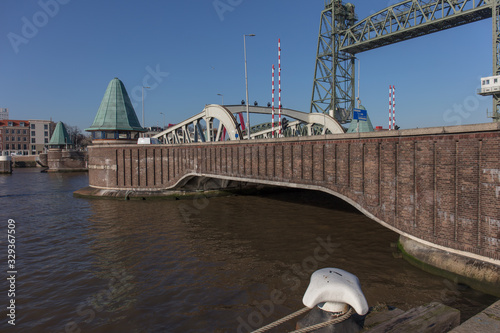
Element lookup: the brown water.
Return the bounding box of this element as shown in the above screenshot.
[0,168,497,332]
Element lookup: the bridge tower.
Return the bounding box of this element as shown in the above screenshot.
[310,0,357,124]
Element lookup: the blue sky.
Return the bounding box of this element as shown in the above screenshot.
[0,0,494,131]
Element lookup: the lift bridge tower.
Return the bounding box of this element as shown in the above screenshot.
[312,0,500,124]
[310,0,357,123]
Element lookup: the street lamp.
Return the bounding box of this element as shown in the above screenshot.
[217,93,224,106]
[142,86,150,129]
[160,112,165,129]
[244,33,255,140]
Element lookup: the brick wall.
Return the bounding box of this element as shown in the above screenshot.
[48,149,87,171]
[87,124,500,261]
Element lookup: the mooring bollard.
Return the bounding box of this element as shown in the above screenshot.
[296,268,369,333]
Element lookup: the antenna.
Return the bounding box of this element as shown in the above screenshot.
[272,64,275,138]
[278,38,282,136]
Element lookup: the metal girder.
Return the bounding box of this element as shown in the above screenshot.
[224,105,345,135]
[340,0,491,54]
[311,0,500,125]
[310,0,357,124]
[153,105,243,144]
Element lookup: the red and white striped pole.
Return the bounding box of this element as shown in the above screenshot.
[389,86,392,130]
[272,64,275,138]
[392,85,396,130]
[278,38,282,136]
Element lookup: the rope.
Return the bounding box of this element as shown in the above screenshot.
[250,307,310,333]
[289,307,354,333]
[250,306,354,333]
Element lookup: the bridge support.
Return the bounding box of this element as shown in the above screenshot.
[399,236,500,297]
[310,0,356,123]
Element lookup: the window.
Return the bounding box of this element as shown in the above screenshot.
[31,124,35,129]
[495,79,498,84]
[5,137,8,141]
[5,129,8,134]
[17,130,20,134]
[487,80,490,85]
[23,144,27,150]
[23,130,27,134]
[44,131,48,137]
[17,144,21,150]
[17,137,21,142]
[31,138,35,143]
[44,124,48,130]
[19,122,25,127]
[5,144,9,150]
[31,131,35,136]
[8,122,13,126]
[44,138,48,144]
[23,137,27,142]
[11,136,14,141]
[31,145,36,151]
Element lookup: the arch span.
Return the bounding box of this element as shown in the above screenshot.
[154,104,243,144]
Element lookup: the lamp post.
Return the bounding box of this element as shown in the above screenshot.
[142,86,150,129]
[160,112,165,130]
[217,93,224,106]
[244,33,255,140]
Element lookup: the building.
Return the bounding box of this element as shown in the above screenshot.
[0,120,30,156]
[48,122,72,148]
[86,77,146,143]
[28,119,55,155]
[0,108,8,120]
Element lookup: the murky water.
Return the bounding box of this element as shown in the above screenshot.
[0,168,497,332]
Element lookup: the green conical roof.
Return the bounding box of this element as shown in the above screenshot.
[49,121,72,145]
[86,78,145,132]
[347,105,374,133]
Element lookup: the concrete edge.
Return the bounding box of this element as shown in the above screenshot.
[398,236,500,297]
[449,300,500,332]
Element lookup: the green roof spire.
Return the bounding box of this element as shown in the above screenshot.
[49,121,72,146]
[86,78,145,132]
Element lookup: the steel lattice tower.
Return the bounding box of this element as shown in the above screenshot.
[310,0,357,123]
[493,0,500,122]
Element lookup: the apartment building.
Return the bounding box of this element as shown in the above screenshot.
[0,120,30,156]
[28,120,55,155]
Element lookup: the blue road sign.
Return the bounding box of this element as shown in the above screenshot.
[353,108,367,121]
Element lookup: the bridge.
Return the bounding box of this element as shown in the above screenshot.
[152,105,345,144]
[80,123,500,294]
[312,0,500,123]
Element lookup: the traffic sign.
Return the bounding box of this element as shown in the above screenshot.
[353,108,367,121]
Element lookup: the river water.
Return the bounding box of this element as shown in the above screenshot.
[0,168,497,332]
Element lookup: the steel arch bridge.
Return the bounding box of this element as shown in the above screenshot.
[311,0,500,123]
[153,104,345,144]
